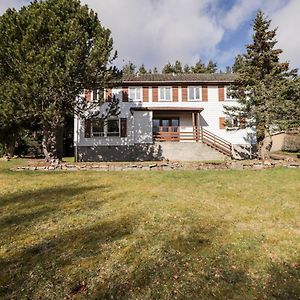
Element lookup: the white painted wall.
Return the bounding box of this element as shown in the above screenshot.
[75,85,256,148]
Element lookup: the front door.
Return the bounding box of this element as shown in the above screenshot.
[153,118,180,140]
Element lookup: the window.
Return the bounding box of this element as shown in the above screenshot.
[225,117,246,129]
[91,119,104,137]
[188,86,201,101]
[88,118,126,138]
[107,119,119,136]
[225,87,234,101]
[159,87,172,101]
[92,89,99,102]
[129,87,142,101]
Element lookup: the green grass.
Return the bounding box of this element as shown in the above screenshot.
[0,159,299,299]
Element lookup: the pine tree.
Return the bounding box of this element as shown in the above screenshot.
[122,61,136,75]
[191,60,206,73]
[206,60,217,73]
[225,10,298,159]
[225,66,232,73]
[162,62,174,74]
[183,64,190,73]
[138,64,147,75]
[173,60,183,73]
[232,54,245,73]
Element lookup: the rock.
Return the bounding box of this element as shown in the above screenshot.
[149,163,157,168]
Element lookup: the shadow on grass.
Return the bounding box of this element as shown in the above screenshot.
[0,184,109,209]
[0,215,137,299]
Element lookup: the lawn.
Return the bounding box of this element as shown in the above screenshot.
[0,159,299,299]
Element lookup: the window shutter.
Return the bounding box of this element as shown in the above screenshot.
[84,119,91,138]
[120,118,127,137]
[143,86,149,102]
[202,85,208,101]
[182,86,187,102]
[152,86,158,102]
[106,89,112,102]
[173,86,178,102]
[219,117,226,129]
[84,89,92,102]
[122,87,128,102]
[218,86,225,101]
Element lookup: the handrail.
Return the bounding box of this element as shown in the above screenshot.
[201,128,232,156]
[153,126,233,157]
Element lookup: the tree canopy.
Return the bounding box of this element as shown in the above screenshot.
[0,0,117,160]
[225,10,298,159]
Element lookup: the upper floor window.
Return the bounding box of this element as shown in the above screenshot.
[159,87,172,101]
[225,87,235,101]
[92,89,100,102]
[129,87,142,101]
[188,86,201,101]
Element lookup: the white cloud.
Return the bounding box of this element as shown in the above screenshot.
[270,0,300,69]
[82,0,224,70]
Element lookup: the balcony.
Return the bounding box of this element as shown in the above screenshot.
[153,126,201,142]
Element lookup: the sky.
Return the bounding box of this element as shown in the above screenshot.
[1,0,300,72]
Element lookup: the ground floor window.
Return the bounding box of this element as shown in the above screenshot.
[92,119,105,137]
[87,118,127,138]
[153,118,179,133]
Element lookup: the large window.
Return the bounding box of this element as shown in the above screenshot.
[159,87,172,101]
[91,119,105,137]
[188,86,201,101]
[129,87,142,101]
[89,118,126,137]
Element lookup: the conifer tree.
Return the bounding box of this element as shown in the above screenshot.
[138,64,147,75]
[191,60,206,73]
[173,60,183,73]
[162,62,174,74]
[225,10,298,159]
[206,60,217,73]
[122,61,136,75]
[232,54,245,73]
[183,64,190,73]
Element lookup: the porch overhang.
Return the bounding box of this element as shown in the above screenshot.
[130,107,204,113]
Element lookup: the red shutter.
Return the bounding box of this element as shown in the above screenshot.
[106,89,112,102]
[219,117,226,129]
[218,86,225,101]
[120,118,127,137]
[84,119,91,138]
[152,86,158,102]
[202,85,208,101]
[122,87,128,102]
[84,89,92,102]
[182,86,187,102]
[173,86,178,102]
[143,86,149,102]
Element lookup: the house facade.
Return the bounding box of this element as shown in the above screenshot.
[74,74,256,162]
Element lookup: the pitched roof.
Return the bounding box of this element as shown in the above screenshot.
[122,73,236,84]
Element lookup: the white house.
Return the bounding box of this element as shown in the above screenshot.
[74,73,256,161]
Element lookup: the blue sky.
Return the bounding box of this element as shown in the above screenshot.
[1,0,299,72]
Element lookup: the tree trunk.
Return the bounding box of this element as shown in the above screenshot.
[42,125,52,162]
[55,125,64,161]
[4,132,16,158]
[257,130,273,160]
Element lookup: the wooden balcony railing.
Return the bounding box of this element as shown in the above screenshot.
[153,126,233,157]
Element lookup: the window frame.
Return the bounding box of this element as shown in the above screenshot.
[92,89,100,102]
[128,87,142,102]
[225,116,240,130]
[159,86,172,101]
[188,86,202,101]
[91,118,105,137]
[225,86,235,101]
[89,118,125,138]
